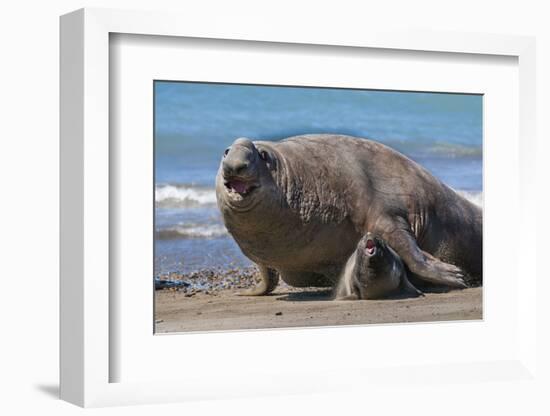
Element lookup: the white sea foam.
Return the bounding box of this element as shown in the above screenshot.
[455,190,483,207]
[156,224,228,240]
[155,184,217,208]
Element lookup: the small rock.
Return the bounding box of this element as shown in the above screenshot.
[275,312,283,316]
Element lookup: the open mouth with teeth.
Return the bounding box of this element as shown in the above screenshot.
[224,179,259,196]
[365,239,376,256]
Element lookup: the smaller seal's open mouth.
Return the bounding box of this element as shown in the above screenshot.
[224,179,258,196]
[365,239,376,256]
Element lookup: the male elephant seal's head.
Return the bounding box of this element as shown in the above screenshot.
[215,137,279,213]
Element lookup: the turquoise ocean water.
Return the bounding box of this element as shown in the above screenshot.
[154,81,482,276]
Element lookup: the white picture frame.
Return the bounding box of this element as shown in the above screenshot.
[60,8,538,408]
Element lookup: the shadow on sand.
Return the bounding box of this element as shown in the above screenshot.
[273,285,463,302]
[275,289,333,302]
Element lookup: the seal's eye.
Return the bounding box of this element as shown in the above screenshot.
[223,148,230,158]
[259,150,268,161]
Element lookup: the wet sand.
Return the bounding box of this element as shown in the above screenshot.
[155,285,482,333]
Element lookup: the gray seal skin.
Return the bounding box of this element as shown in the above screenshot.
[215,134,482,296]
[334,233,423,300]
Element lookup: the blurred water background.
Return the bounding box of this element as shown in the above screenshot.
[154,81,482,276]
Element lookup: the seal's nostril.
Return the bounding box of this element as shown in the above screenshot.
[234,163,249,174]
[223,161,249,176]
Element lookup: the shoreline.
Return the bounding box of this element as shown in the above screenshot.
[155,283,482,333]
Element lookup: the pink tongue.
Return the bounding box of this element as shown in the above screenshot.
[231,180,248,194]
[366,239,375,255]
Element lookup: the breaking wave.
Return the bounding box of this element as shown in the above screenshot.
[455,190,483,207]
[155,184,217,208]
[156,224,228,240]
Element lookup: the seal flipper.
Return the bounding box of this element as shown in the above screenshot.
[237,265,279,296]
[378,219,467,288]
[399,273,424,297]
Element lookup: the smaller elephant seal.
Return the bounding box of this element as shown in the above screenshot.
[335,233,424,300]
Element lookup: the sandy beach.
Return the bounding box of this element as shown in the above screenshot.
[155,281,482,333]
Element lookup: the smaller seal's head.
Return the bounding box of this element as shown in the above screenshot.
[353,232,396,285]
[216,137,278,211]
[356,232,386,260]
[351,232,405,299]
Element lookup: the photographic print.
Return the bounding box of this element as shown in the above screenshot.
[154,81,482,333]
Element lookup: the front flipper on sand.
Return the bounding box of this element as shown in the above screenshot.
[400,274,425,298]
[236,266,279,296]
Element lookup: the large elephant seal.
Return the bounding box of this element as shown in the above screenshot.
[215,134,482,295]
[334,233,423,300]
